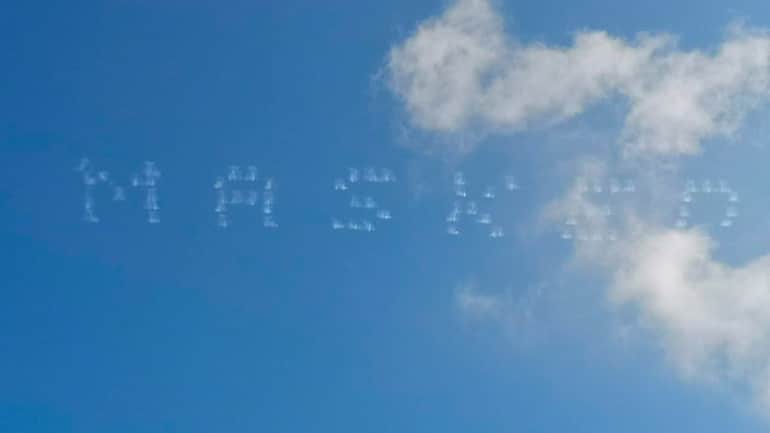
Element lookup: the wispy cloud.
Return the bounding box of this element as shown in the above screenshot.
[456,283,506,320]
[454,281,553,340]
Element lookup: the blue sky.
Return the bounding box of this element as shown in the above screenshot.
[4,0,770,432]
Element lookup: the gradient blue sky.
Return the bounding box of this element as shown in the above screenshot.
[3,1,770,432]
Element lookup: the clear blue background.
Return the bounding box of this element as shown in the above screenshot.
[1,1,770,431]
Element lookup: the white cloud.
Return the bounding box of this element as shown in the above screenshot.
[387,0,507,132]
[386,0,770,156]
[550,172,770,413]
[621,27,770,155]
[390,0,770,413]
[610,228,770,383]
[614,226,770,412]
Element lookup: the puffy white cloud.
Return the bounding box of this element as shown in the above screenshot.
[386,0,770,156]
[387,0,507,132]
[621,27,770,155]
[611,228,770,382]
[549,172,770,413]
[391,0,770,413]
[614,226,770,411]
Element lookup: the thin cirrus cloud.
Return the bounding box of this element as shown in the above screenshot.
[386,0,770,156]
[386,0,770,415]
